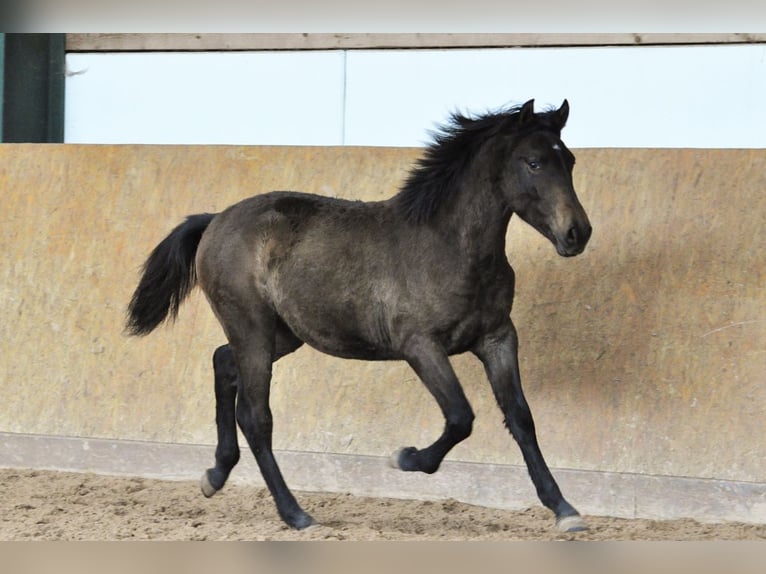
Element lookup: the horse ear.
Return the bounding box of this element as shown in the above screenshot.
[555,99,570,129]
[519,99,535,124]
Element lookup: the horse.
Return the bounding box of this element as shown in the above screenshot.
[126,99,592,533]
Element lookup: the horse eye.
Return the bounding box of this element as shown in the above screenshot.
[526,159,541,171]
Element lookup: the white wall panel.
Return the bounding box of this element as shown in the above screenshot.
[344,45,766,148]
[65,51,346,145]
[65,45,766,147]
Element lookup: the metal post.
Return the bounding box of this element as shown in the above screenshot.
[1,33,5,141]
[2,33,65,143]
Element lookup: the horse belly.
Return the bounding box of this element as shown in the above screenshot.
[274,280,484,361]
[276,301,399,360]
[268,267,398,360]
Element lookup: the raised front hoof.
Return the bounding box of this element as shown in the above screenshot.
[389,447,417,471]
[389,447,439,474]
[556,514,589,533]
[200,469,222,498]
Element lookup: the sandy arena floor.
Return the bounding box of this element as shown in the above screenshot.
[0,468,764,541]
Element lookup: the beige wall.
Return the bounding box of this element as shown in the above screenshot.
[1,145,763,488]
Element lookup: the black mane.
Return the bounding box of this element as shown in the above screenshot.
[395,104,561,224]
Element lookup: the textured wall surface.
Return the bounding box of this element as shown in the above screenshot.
[1,145,763,488]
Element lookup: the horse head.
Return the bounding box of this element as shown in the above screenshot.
[504,99,592,257]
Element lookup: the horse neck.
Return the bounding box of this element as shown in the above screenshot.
[434,142,512,259]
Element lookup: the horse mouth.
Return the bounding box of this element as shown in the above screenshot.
[555,243,586,257]
[544,228,587,257]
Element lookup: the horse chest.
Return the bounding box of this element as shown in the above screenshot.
[434,285,513,353]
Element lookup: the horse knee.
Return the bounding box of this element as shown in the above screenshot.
[504,404,536,440]
[448,409,475,442]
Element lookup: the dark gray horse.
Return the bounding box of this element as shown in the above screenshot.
[127,99,592,533]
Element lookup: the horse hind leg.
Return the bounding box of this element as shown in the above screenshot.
[205,305,311,530]
[201,325,304,499]
[201,344,241,497]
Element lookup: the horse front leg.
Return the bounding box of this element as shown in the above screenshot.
[472,321,587,533]
[392,335,475,474]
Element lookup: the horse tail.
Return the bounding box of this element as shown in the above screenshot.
[126,213,216,336]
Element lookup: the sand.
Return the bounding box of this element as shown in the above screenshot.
[0,468,763,541]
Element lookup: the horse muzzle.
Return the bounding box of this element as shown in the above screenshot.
[554,220,592,257]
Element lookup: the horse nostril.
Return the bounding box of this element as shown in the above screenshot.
[566,225,579,247]
[566,223,592,248]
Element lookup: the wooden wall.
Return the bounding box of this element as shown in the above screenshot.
[65,33,766,51]
[1,145,763,521]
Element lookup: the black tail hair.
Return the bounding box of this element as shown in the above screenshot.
[126,213,215,336]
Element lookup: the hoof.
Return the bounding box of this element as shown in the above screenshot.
[389,448,405,469]
[389,446,421,471]
[200,470,219,498]
[556,514,589,533]
[288,512,316,531]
